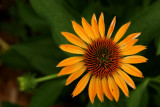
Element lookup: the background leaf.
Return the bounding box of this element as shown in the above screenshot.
[16,0,49,31]
[1,102,20,107]
[155,35,160,55]
[126,79,150,107]
[125,0,160,45]
[29,79,65,107]
[29,0,75,45]
[0,36,66,74]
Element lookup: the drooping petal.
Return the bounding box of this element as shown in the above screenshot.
[108,75,119,102]
[98,12,105,38]
[113,72,129,97]
[82,17,96,40]
[121,64,143,78]
[122,55,148,64]
[95,77,104,102]
[58,62,85,76]
[91,14,100,39]
[102,77,113,101]
[57,56,84,67]
[65,66,87,85]
[61,32,88,49]
[117,69,136,89]
[88,75,96,104]
[107,16,116,38]
[72,21,91,44]
[72,72,91,97]
[114,22,131,43]
[122,45,146,56]
[59,44,85,54]
[119,33,141,46]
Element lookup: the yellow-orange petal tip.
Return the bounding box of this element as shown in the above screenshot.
[56,62,62,67]
[65,82,68,86]
[57,73,61,76]
[72,93,77,98]
[141,75,144,78]
[115,99,119,102]
[128,21,131,24]
[71,20,75,24]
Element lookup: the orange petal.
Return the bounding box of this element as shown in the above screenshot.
[98,12,105,38]
[88,75,96,104]
[117,69,136,89]
[59,44,85,54]
[57,56,84,67]
[113,72,129,97]
[102,77,113,101]
[61,32,88,49]
[107,16,116,38]
[122,55,148,64]
[121,64,143,78]
[122,45,146,56]
[91,14,100,39]
[119,33,141,46]
[114,22,131,43]
[82,17,96,40]
[120,39,138,51]
[58,62,85,76]
[108,75,119,102]
[72,21,91,44]
[72,72,91,97]
[96,77,104,102]
[65,66,87,85]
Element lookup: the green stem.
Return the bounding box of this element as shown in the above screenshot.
[35,74,58,83]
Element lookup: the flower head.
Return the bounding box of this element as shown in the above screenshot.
[57,13,147,103]
[18,73,37,92]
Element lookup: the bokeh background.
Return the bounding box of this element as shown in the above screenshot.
[0,0,160,107]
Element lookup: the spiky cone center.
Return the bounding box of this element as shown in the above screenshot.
[84,38,122,78]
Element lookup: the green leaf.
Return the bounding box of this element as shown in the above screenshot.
[82,2,124,21]
[149,75,160,94]
[29,0,75,45]
[126,79,150,107]
[142,0,151,9]
[0,22,27,40]
[126,0,160,45]
[29,79,65,107]
[150,75,160,83]
[149,83,160,95]
[16,0,49,31]
[139,89,149,107]
[1,102,20,107]
[155,35,160,55]
[67,0,87,13]
[0,49,32,69]
[0,36,66,74]
[152,94,160,107]
[12,36,65,74]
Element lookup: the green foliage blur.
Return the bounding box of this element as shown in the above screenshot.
[0,0,160,107]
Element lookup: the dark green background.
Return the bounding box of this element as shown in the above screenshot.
[0,0,160,107]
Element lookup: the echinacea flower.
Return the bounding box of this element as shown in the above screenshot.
[57,12,147,103]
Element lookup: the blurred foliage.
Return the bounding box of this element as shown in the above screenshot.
[0,0,160,107]
[29,79,65,107]
[1,102,20,107]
